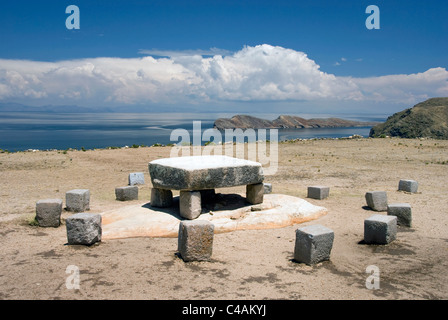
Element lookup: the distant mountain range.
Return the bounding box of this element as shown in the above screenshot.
[0,102,191,113]
[213,114,379,130]
[0,102,107,113]
[369,97,448,139]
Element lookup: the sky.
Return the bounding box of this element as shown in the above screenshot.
[0,0,447,115]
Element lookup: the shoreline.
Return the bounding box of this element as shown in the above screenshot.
[1,134,440,154]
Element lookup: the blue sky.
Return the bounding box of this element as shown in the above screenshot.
[0,0,447,114]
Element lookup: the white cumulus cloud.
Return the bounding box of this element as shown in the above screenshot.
[350,67,448,104]
[0,44,446,109]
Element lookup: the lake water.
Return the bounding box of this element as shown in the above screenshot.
[0,112,387,152]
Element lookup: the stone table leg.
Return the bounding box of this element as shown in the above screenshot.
[246,183,264,204]
[199,189,216,204]
[151,188,173,207]
[180,190,202,220]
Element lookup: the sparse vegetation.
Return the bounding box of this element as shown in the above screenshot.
[27,216,39,227]
[370,97,448,139]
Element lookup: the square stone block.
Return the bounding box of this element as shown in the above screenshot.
[35,199,63,227]
[263,183,272,194]
[129,172,145,186]
[398,179,418,193]
[365,191,388,211]
[307,186,330,200]
[294,224,334,265]
[66,212,102,246]
[246,183,264,204]
[387,203,412,227]
[364,214,397,245]
[66,189,90,212]
[178,220,214,262]
[180,190,202,220]
[150,188,173,208]
[115,186,138,201]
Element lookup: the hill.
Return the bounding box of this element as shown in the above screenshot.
[369,97,448,139]
[213,114,378,130]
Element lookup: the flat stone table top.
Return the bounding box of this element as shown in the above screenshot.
[149,155,264,191]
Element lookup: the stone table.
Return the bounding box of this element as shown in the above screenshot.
[148,155,264,219]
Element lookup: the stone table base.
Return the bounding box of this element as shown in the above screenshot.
[101,193,328,240]
[149,156,266,220]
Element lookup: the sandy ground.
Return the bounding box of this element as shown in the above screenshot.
[0,138,448,300]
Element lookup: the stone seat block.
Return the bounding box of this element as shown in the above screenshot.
[398,179,418,193]
[387,203,412,227]
[263,183,272,194]
[307,186,330,200]
[178,220,214,262]
[66,189,90,212]
[128,172,145,186]
[364,214,397,244]
[365,191,388,211]
[35,199,63,227]
[115,186,138,201]
[294,224,334,265]
[66,212,102,246]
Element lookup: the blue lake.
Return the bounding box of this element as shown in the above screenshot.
[0,112,386,151]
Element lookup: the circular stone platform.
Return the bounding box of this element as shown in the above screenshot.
[100,193,328,239]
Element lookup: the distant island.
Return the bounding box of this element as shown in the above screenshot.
[213,114,379,130]
[369,97,448,139]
